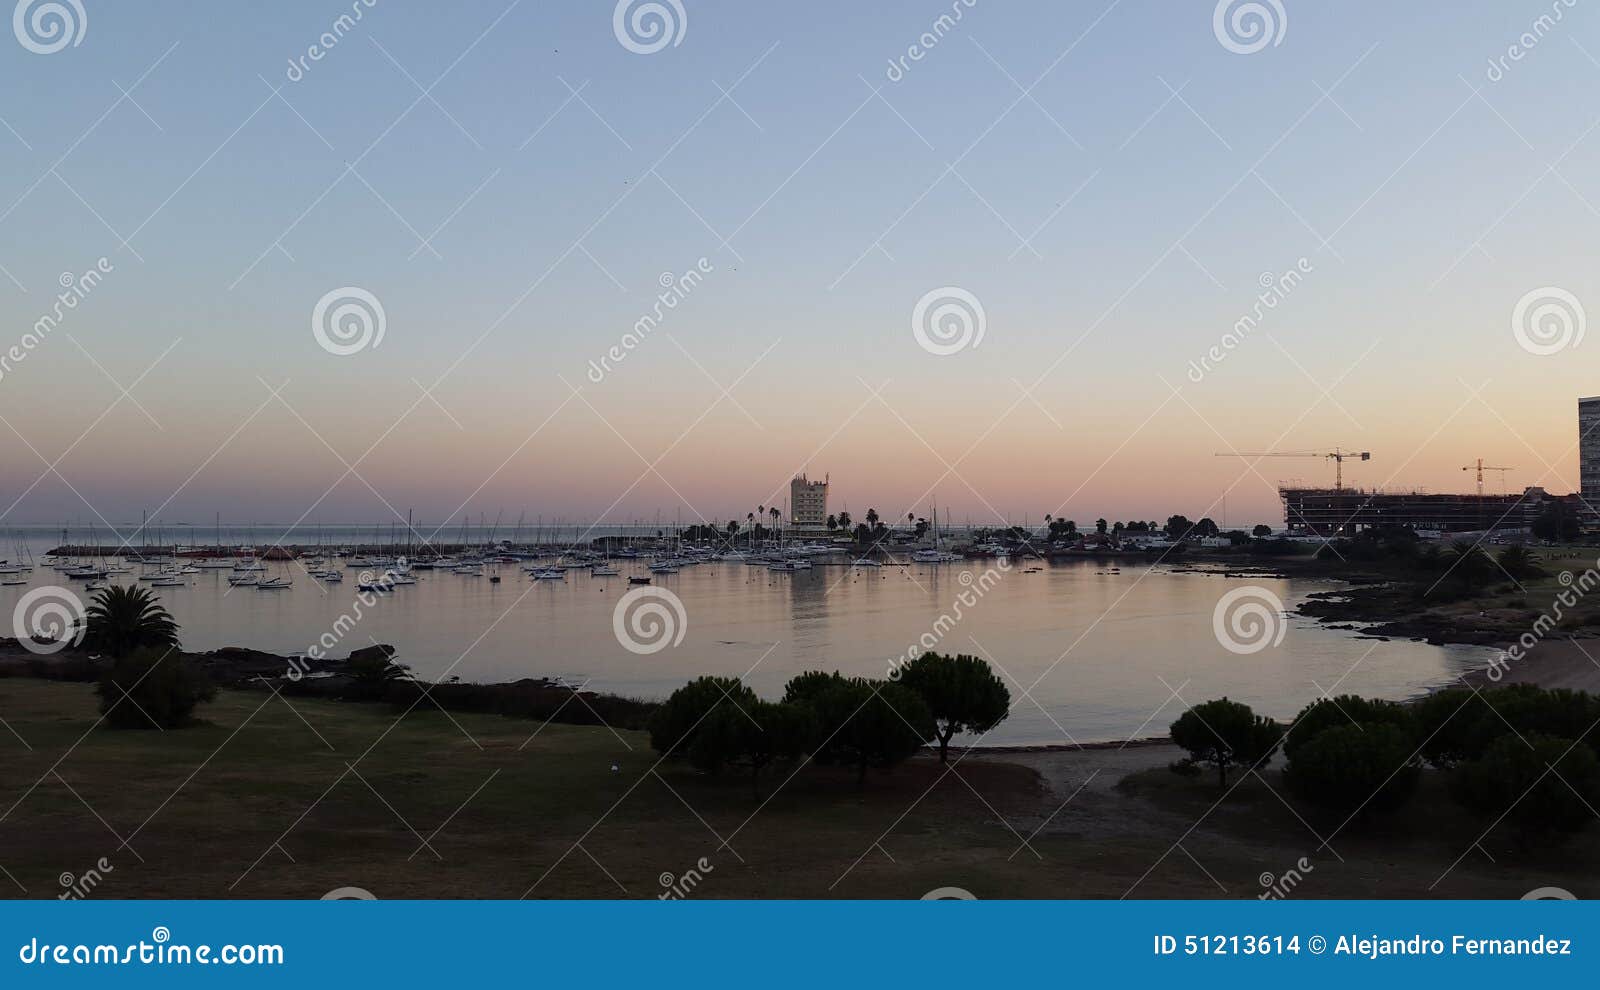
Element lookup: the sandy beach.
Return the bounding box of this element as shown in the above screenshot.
[1461,636,1600,693]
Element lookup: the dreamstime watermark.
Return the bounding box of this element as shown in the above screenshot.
[17,928,285,967]
[1522,886,1577,900]
[284,0,378,82]
[312,286,386,356]
[585,258,712,383]
[612,586,687,655]
[1511,286,1584,356]
[11,585,85,655]
[921,886,977,899]
[1485,0,1579,82]
[321,886,377,900]
[1211,585,1286,655]
[1,258,113,386]
[1212,0,1286,55]
[912,286,986,356]
[1185,258,1311,383]
[291,569,404,679]
[58,857,114,900]
[613,0,685,55]
[13,0,86,54]
[885,0,979,82]
[1486,563,1600,682]
[657,857,713,899]
[886,561,1010,678]
[1257,856,1313,900]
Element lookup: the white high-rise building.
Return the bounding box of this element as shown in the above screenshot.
[789,474,828,529]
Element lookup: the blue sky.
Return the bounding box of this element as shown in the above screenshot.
[1,0,1598,531]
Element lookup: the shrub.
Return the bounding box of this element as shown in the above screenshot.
[688,700,815,796]
[95,648,216,729]
[1285,722,1420,817]
[896,652,1011,763]
[1169,698,1283,789]
[1282,695,1415,762]
[1413,686,1600,767]
[1452,734,1600,838]
[649,676,758,756]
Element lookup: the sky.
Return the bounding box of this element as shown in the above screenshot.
[1,0,1598,534]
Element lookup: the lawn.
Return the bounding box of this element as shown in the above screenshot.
[0,679,1591,899]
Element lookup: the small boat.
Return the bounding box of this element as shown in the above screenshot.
[227,575,258,587]
[852,558,882,567]
[149,577,185,587]
[318,570,344,583]
[256,577,291,590]
[1,577,27,586]
[65,567,106,579]
[489,574,501,583]
[590,565,620,577]
[532,568,565,580]
[648,563,678,575]
[628,576,651,585]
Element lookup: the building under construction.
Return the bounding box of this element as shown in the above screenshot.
[1278,486,1568,537]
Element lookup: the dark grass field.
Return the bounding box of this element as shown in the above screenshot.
[0,680,1591,899]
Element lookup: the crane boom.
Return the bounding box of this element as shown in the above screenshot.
[1214,448,1371,490]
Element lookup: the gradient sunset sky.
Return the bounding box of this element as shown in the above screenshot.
[1,0,1596,534]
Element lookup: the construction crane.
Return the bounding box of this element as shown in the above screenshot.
[1461,459,1512,497]
[1214,447,1371,491]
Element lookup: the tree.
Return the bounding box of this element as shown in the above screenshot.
[1282,695,1415,762]
[836,511,852,532]
[1252,524,1273,538]
[1532,501,1581,542]
[1165,515,1194,539]
[1194,517,1219,538]
[896,652,1011,763]
[1095,518,1107,534]
[806,678,933,785]
[866,508,879,528]
[1496,545,1542,580]
[96,647,216,729]
[853,523,871,545]
[826,514,837,532]
[649,676,759,756]
[1441,540,1494,586]
[1285,723,1420,817]
[1169,698,1283,789]
[769,507,780,540]
[689,701,815,796]
[1452,734,1600,838]
[83,585,179,660]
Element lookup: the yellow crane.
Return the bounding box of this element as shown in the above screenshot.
[1461,459,1512,497]
[1214,447,1371,491]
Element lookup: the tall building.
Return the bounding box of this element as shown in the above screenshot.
[789,474,828,529]
[1582,397,1600,513]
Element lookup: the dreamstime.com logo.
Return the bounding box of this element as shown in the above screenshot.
[612,586,687,655]
[912,286,986,356]
[12,585,85,655]
[13,0,86,54]
[1212,0,1286,55]
[1,257,114,386]
[1511,286,1584,356]
[613,0,685,55]
[921,886,977,899]
[312,286,386,356]
[1211,585,1286,655]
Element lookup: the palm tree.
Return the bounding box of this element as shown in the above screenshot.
[769,506,780,543]
[84,585,179,659]
[826,514,838,532]
[837,510,852,532]
[866,508,879,528]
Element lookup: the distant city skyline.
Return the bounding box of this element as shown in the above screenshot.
[2,2,1597,530]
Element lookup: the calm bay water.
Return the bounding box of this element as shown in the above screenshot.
[2,528,1491,745]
